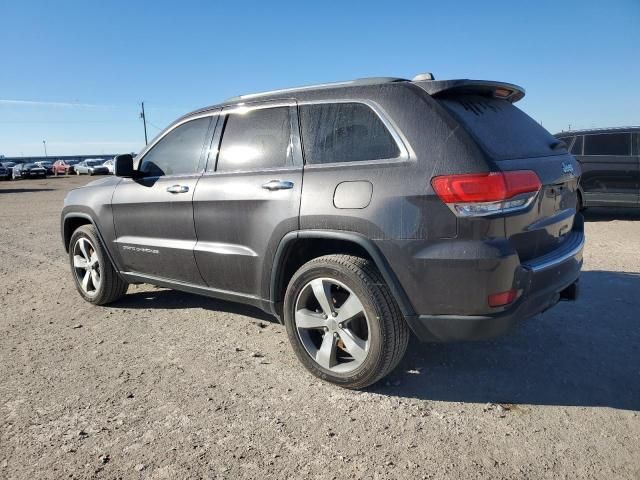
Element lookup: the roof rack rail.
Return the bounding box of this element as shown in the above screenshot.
[225,77,409,103]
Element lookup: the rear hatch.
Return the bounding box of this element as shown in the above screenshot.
[430,83,580,261]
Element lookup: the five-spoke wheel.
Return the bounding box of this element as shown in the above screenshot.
[295,278,370,373]
[72,237,101,296]
[284,254,409,389]
[68,224,128,305]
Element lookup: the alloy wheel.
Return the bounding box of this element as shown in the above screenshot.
[72,237,101,296]
[294,278,370,373]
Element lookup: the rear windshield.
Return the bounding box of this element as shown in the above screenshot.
[438,95,565,160]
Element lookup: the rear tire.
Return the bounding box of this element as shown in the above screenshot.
[69,224,128,305]
[283,254,409,389]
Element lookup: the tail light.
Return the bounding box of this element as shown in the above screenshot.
[431,170,541,217]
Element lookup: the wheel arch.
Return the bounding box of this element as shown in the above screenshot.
[62,213,121,277]
[269,230,415,322]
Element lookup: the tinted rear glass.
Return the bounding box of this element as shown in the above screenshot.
[438,95,564,160]
[583,133,631,156]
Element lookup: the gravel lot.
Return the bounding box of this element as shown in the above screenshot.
[1,175,639,479]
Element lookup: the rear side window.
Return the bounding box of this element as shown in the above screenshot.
[299,102,400,164]
[571,136,583,155]
[139,117,211,176]
[216,107,291,172]
[438,95,564,160]
[584,133,631,156]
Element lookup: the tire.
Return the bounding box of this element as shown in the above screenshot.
[68,224,128,305]
[283,254,409,389]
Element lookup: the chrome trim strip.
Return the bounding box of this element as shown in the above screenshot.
[194,241,258,257]
[522,233,585,273]
[115,236,195,251]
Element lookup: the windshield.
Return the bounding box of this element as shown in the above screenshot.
[86,161,101,166]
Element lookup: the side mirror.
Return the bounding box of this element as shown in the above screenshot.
[114,154,135,178]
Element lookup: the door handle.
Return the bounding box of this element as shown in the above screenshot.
[166,185,189,194]
[262,180,294,191]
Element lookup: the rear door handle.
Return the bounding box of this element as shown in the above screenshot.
[262,180,294,191]
[166,185,189,194]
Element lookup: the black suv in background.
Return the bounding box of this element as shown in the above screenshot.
[555,127,640,209]
[62,75,583,388]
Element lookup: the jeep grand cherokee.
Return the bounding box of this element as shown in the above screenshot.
[61,74,583,388]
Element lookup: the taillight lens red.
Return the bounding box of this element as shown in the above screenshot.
[431,171,541,204]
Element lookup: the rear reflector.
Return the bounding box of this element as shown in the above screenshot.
[488,289,519,307]
[431,170,541,217]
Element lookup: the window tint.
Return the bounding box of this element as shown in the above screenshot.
[583,133,631,156]
[299,102,400,164]
[215,107,291,172]
[438,95,562,160]
[633,133,639,156]
[139,117,211,176]
[571,136,583,155]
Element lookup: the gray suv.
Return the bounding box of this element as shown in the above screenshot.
[61,75,584,388]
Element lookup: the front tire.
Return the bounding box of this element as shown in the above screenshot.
[69,225,128,305]
[283,254,409,389]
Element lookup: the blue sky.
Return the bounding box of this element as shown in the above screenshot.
[1,0,638,157]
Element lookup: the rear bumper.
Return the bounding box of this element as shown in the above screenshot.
[405,222,584,342]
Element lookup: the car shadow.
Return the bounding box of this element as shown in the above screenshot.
[372,270,640,411]
[109,287,276,323]
[106,271,639,410]
[0,188,55,194]
[584,207,640,222]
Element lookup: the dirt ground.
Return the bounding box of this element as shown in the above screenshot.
[1,175,639,479]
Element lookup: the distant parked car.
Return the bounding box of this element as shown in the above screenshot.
[1,162,17,179]
[52,159,80,175]
[101,159,115,174]
[0,163,11,180]
[35,161,54,175]
[12,162,46,179]
[555,127,640,209]
[74,160,110,176]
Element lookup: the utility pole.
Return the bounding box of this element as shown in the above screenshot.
[43,140,48,158]
[140,102,148,145]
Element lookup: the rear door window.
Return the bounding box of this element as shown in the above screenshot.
[438,95,564,160]
[299,102,400,164]
[215,106,291,172]
[583,133,631,156]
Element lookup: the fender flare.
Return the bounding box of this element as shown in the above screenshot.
[61,212,121,275]
[269,230,415,318]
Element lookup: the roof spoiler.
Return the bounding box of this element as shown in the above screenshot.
[414,79,525,103]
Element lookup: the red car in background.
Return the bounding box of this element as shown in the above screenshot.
[52,159,80,175]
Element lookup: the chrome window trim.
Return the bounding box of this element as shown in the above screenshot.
[134,110,222,173]
[204,101,299,175]
[296,99,414,167]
